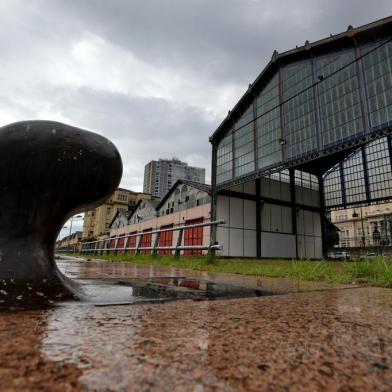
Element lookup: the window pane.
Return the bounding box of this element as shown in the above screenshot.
[282,60,318,159]
[256,73,282,168]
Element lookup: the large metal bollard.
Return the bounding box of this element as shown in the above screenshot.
[0,120,122,306]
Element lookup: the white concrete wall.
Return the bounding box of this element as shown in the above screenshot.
[296,210,322,259]
[260,232,296,258]
[216,193,258,257]
[216,177,323,259]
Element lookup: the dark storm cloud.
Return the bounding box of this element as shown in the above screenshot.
[2,81,213,185]
[44,0,392,83]
[0,0,391,190]
[48,86,213,160]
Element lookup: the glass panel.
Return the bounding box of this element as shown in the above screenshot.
[233,105,255,177]
[366,137,392,200]
[255,73,282,169]
[294,170,319,190]
[270,169,290,184]
[316,48,363,148]
[343,149,366,204]
[282,60,317,160]
[235,104,254,130]
[323,166,342,207]
[362,40,392,130]
[324,136,392,207]
[216,133,233,184]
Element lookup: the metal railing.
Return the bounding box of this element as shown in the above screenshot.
[56,246,82,253]
[78,220,225,258]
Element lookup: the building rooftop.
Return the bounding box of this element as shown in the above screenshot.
[210,15,392,143]
[158,157,186,164]
[156,180,211,211]
[117,187,138,194]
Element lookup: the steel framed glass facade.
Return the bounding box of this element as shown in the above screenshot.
[256,73,282,168]
[214,35,392,198]
[216,133,233,184]
[282,60,317,159]
[366,137,392,199]
[265,169,319,191]
[323,168,342,207]
[343,150,366,204]
[316,49,364,148]
[269,169,290,184]
[362,40,392,130]
[323,136,392,208]
[211,20,392,260]
[294,170,319,191]
[234,105,255,177]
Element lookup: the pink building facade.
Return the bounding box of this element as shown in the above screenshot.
[109,181,211,255]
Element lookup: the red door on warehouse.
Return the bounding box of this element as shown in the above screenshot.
[184,218,203,255]
[115,236,125,252]
[141,228,152,254]
[128,231,137,254]
[159,224,173,255]
[109,236,116,250]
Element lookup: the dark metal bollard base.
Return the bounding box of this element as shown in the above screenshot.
[0,120,123,309]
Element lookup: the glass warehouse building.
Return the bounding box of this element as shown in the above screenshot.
[210,16,392,258]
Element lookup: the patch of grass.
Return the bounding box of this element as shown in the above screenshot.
[341,258,392,288]
[67,253,392,288]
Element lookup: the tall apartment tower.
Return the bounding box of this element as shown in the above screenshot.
[143,158,206,198]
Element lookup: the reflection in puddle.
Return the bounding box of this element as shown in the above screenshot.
[120,277,278,299]
[0,260,281,310]
[58,256,316,305]
[59,275,280,306]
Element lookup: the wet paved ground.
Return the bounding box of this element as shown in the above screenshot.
[1,257,392,391]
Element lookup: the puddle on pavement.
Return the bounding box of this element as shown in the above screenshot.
[75,276,279,306]
[0,256,282,310]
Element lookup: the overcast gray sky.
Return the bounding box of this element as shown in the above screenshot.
[1,0,391,194]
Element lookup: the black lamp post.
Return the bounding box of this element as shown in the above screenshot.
[69,214,83,237]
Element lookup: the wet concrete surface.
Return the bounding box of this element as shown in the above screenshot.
[0,256,391,391]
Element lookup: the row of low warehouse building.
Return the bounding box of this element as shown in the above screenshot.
[57,175,338,258]
[56,180,213,255]
[106,180,212,255]
[56,231,83,253]
[56,176,392,257]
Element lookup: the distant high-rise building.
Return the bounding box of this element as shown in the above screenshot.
[143,158,206,198]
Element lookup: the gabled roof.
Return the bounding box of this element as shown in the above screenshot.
[117,187,137,194]
[209,16,392,143]
[156,180,211,211]
[108,209,132,229]
[178,179,211,194]
[127,198,161,222]
[145,199,161,209]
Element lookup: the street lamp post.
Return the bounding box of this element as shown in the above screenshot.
[56,226,67,243]
[69,215,83,237]
[352,206,365,248]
